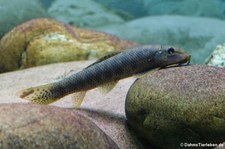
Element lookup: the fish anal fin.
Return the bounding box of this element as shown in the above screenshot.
[72,91,87,108]
[98,80,118,94]
[84,52,121,69]
[135,68,160,79]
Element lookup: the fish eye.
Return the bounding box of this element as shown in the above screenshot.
[167,47,175,54]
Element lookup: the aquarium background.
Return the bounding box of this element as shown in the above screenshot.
[0,1,224,148]
[1,0,225,63]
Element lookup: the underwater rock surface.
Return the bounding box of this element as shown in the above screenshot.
[0,18,136,73]
[0,61,139,149]
[126,65,225,148]
[0,0,50,37]
[0,103,118,149]
[94,0,225,19]
[144,0,225,19]
[93,0,147,18]
[48,0,125,28]
[96,15,225,64]
[206,44,225,67]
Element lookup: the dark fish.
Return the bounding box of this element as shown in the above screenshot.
[17,45,191,107]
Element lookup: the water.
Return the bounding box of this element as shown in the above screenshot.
[1,0,225,64]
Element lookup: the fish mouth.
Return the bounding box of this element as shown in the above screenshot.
[165,51,191,68]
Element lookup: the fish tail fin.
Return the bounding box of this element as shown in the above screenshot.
[71,91,87,108]
[17,84,58,104]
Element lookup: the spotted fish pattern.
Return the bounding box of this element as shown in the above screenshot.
[17,45,191,107]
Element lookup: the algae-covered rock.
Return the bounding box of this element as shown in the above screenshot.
[0,103,118,149]
[206,44,225,67]
[0,0,50,37]
[126,65,225,148]
[0,18,136,73]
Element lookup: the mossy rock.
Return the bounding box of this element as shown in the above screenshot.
[0,18,136,73]
[126,65,225,148]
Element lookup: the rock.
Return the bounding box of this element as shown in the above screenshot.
[48,0,125,28]
[126,65,225,148]
[77,109,144,149]
[144,0,225,19]
[93,0,147,18]
[206,44,225,67]
[0,61,140,149]
[96,15,225,64]
[0,18,136,73]
[0,0,50,37]
[94,0,225,20]
[40,0,54,8]
[0,103,118,149]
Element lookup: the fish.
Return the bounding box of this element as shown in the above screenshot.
[17,45,191,107]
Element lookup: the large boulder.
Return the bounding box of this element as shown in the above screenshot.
[0,0,50,37]
[96,15,225,64]
[0,18,136,73]
[0,61,140,149]
[48,0,125,28]
[0,103,118,149]
[126,65,225,148]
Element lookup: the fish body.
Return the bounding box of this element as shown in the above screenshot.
[18,45,191,106]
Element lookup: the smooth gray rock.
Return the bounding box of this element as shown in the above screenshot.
[126,65,225,148]
[40,0,55,8]
[96,15,225,64]
[0,0,50,37]
[145,0,225,19]
[48,0,124,28]
[94,0,225,19]
[93,0,147,18]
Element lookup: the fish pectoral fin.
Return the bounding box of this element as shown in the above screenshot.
[84,52,121,69]
[72,91,87,108]
[135,68,160,79]
[98,80,118,94]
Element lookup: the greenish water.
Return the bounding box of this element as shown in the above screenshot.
[1,0,225,64]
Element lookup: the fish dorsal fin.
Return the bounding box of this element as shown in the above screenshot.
[135,68,160,79]
[72,91,87,108]
[98,80,118,94]
[84,52,121,69]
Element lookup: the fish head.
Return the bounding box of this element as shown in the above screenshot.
[154,46,191,68]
